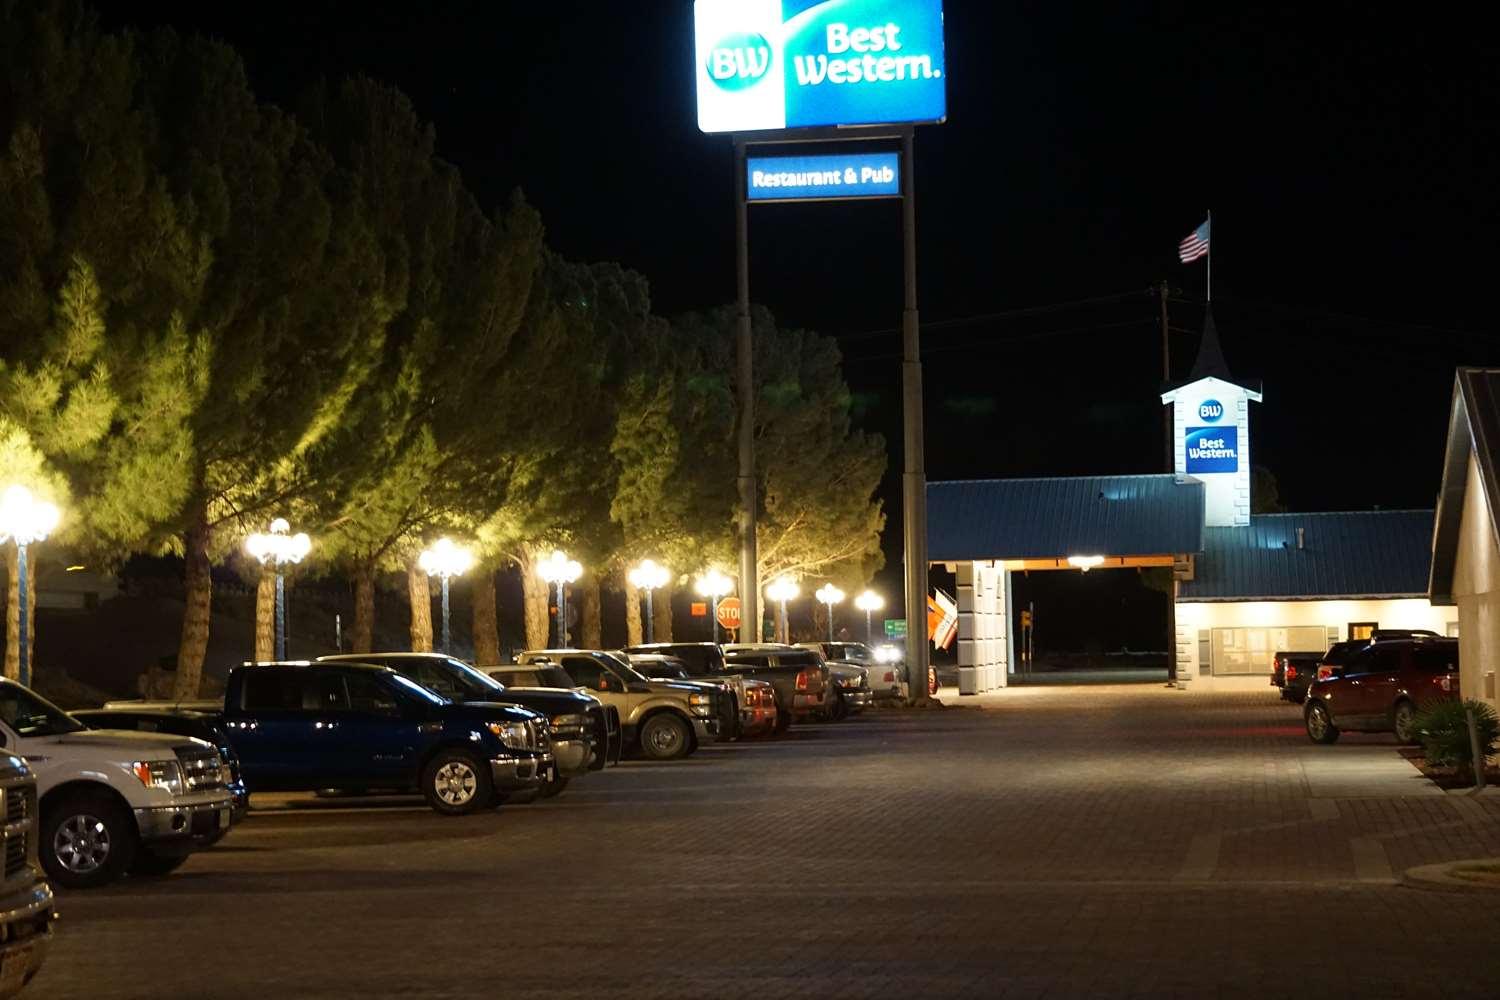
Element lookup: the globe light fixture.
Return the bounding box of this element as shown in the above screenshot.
[420,538,475,654]
[0,485,60,687]
[765,577,799,644]
[854,589,885,643]
[245,517,311,661]
[814,584,846,643]
[1067,554,1105,572]
[537,550,583,648]
[695,569,735,642]
[627,559,671,644]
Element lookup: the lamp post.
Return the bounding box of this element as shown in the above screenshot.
[815,584,845,644]
[765,577,799,644]
[419,538,475,655]
[245,517,311,661]
[854,589,884,644]
[537,550,582,648]
[695,569,734,643]
[628,559,671,644]
[0,486,60,688]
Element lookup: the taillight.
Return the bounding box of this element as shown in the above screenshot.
[796,669,811,691]
[1439,675,1453,693]
[1317,666,1334,681]
[1285,666,1298,681]
[883,671,896,684]
[1274,656,1283,669]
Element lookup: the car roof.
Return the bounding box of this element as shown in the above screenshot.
[241,659,392,673]
[319,652,451,661]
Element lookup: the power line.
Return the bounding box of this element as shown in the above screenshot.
[833,290,1147,342]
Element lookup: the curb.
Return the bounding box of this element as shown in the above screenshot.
[1403,858,1500,892]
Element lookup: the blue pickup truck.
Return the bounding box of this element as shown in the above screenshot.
[215,661,554,815]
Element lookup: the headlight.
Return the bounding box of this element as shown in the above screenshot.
[875,646,900,663]
[836,676,856,688]
[487,721,531,749]
[132,760,184,794]
[549,713,589,730]
[689,692,714,716]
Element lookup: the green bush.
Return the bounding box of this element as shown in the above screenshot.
[1414,699,1499,776]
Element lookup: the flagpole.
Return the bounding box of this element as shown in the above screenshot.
[1206,209,1212,303]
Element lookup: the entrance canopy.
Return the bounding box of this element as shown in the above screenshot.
[928,474,1205,566]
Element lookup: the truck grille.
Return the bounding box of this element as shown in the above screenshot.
[176,748,227,792]
[5,784,29,824]
[1,783,34,880]
[4,829,26,879]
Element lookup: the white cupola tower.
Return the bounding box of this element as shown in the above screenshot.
[1160,308,1262,527]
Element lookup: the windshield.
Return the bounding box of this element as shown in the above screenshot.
[388,673,449,706]
[438,657,508,697]
[1,681,88,737]
[602,650,653,685]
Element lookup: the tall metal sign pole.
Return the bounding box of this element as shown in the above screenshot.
[899,127,931,702]
[734,138,759,643]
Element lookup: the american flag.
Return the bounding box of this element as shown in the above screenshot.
[1178,219,1210,263]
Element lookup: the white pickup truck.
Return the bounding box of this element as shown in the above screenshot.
[0,678,235,889]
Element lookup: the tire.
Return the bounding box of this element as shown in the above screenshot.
[1291,691,1306,705]
[773,696,793,734]
[40,789,137,890]
[638,713,691,760]
[1305,701,1340,744]
[420,750,494,815]
[538,776,570,799]
[829,691,849,721]
[130,849,190,877]
[1392,699,1419,745]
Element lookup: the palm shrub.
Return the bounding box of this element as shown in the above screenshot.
[1414,699,1499,779]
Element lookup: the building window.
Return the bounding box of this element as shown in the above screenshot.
[1347,622,1378,641]
[1210,626,1328,676]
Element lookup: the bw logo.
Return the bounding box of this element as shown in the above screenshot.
[708,32,772,91]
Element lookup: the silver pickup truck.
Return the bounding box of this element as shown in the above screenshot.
[0,754,53,996]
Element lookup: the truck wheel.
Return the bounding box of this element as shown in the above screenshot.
[41,789,137,889]
[1305,702,1340,744]
[830,691,849,721]
[639,713,691,760]
[130,849,190,877]
[421,750,494,815]
[1392,700,1419,744]
[773,699,792,734]
[538,776,570,799]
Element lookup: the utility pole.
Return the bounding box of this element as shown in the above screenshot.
[734,138,760,644]
[899,127,931,705]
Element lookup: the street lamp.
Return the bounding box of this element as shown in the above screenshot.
[815,584,846,644]
[0,485,60,688]
[854,589,885,643]
[537,550,582,648]
[695,569,734,643]
[627,559,671,644]
[765,577,799,644]
[245,517,311,661]
[419,538,475,655]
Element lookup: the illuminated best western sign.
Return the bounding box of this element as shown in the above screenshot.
[1185,426,1239,474]
[695,0,947,133]
[746,151,900,201]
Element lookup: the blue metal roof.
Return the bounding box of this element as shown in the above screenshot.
[927,475,1205,562]
[1180,510,1434,601]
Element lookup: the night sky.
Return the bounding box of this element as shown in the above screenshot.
[103,2,1499,634]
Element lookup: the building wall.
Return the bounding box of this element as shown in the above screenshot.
[1175,597,1458,683]
[956,560,1007,692]
[1451,452,1500,710]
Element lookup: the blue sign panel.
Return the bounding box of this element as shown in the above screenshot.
[746,151,900,201]
[1186,426,1239,474]
[695,1,947,133]
[1197,399,1224,422]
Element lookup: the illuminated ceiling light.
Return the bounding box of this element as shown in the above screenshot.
[1067,555,1106,572]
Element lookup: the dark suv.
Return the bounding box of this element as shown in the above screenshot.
[1303,638,1459,744]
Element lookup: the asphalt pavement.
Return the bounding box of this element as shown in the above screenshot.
[31,684,1500,999]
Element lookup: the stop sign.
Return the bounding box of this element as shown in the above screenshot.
[715,597,742,630]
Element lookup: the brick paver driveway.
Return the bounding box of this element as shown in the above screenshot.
[34,684,1500,999]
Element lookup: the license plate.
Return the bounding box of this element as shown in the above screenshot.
[190,809,221,836]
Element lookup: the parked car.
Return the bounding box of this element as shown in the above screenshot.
[486,664,625,764]
[821,660,872,720]
[625,653,742,738]
[518,649,722,760]
[1303,637,1459,744]
[736,679,780,737]
[317,653,619,798]
[0,754,54,995]
[1271,651,1323,704]
[71,709,249,825]
[720,644,833,730]
[1,677,234,889]
[798,642,905,700]
[219,661,552,814]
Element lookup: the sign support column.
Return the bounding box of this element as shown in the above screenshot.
[900,127,931,703]
[734,138,760,643]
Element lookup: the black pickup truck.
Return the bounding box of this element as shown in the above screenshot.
[1272,651,1325,703]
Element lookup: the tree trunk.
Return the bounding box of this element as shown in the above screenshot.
[472,570,500,665]
[580,577,602,649]
[173,511,213,700]
[254,571,275,662]
[407,561,433,652]
[3,545,33,681]
[352,562,375,653]
[519,550,550,650]
[652,580,673,643]
[624,580,643,647]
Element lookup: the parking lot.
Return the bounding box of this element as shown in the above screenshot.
[33,683,1500,999]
